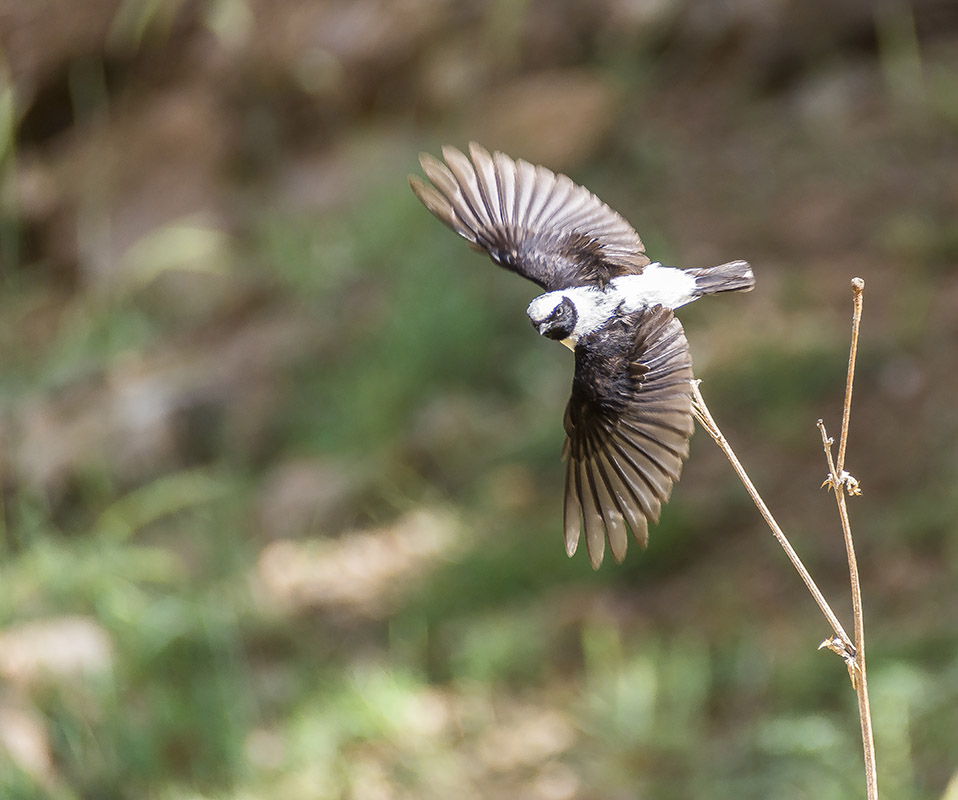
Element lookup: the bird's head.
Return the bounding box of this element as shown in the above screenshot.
[527,293,578,343]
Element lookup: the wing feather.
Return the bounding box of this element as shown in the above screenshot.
[590,448,630,563]
[468,142,503,227]
[595,442,650,547]
[562,306,694,567]
[603,432,665,520]
[535,174,578,233]
[563,458,582,557]
[524,165,558,233]
[414,155,484,237]
[577,456,607,569]
[410,143,651,291]
[493,150,517,232]
[440,146,490,237]
[513,158,539,231]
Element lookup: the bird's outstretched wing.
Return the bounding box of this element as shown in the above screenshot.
[409,142,651,291]
[562,306,694,568]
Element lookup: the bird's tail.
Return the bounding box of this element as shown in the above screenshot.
[687,260,754,296]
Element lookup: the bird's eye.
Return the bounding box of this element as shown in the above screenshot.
[536,297,577,341]
[553,297,577,323]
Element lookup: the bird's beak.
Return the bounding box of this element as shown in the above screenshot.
[535,321,575,350]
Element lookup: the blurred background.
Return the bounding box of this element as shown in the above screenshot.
[1,0,957,797]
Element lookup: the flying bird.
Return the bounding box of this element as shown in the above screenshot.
[409,142,753,568]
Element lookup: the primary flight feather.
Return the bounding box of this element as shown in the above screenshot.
[410,142,754,568]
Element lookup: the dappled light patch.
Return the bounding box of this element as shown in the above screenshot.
[476,705,577,772]
[0,615,113,687]
[0,704,58,791]
[255,457,367,540]
[254,508,461,617]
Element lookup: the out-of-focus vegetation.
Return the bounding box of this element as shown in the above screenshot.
[1,0,958,797]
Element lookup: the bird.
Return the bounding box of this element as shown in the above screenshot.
[409,142,753,568]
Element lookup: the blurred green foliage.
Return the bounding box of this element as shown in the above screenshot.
[1,0,958,798]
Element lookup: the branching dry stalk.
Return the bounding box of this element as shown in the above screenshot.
[819,277,877,800]
[691,277,877,800]
[690,383,852,648]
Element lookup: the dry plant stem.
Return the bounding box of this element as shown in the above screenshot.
[690,383,852,648]
[837,278,865,473]
[822,276,877,800]
[820,422,877,800]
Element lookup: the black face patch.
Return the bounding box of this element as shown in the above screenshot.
[539,296,578,340]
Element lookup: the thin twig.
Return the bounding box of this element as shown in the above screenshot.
[836,278,865,474]
[820,277,877,800]
[820,423,876,799]
[690,383,852,648]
